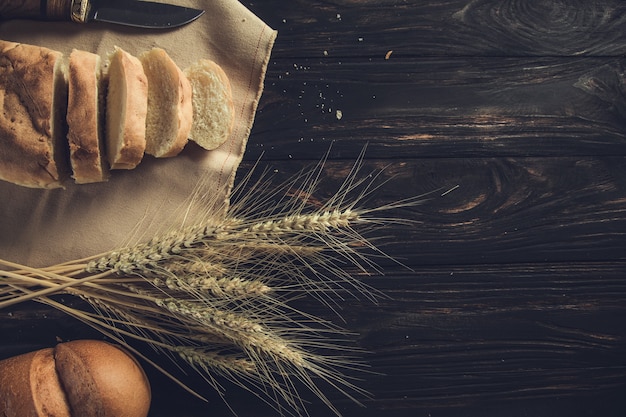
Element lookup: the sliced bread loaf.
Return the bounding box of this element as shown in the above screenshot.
[0,40,68,188]
[105,46,148,170]
[67,49,108,184]
[140,48,193,158]
[184,59,235,151]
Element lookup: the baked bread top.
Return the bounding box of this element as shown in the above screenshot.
[0,40,66,188]
[0,41,236,189]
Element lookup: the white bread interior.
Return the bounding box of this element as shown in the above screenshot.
[105,46,148,170]
[140,48,192,158]
[0,40,68,188]
[0,40,236,188]
[184,59,235,151]
[67,49,109,184]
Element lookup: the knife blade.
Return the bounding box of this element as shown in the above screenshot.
[0,0,205,29]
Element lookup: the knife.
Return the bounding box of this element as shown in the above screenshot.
[0,0,205,29]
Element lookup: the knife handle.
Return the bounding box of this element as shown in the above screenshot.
[0,0,80,22]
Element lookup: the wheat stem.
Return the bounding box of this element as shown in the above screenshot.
[0,269,113,309]
[0,149,446,417]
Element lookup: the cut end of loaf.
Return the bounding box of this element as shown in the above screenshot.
[0,41,69,189]
[0,348,72,417]
[140,48,192,158]
[185,59,235,151]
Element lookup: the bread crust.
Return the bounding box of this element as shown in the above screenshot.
[54,340,151,417]
[0,348,72,417]
[0,40,66,188]
[30,349,73,417]
[0,340,151,417]
[67,49,108,183]
[106,47,147,170]
[0,42,234,188]
[140,48,192,158]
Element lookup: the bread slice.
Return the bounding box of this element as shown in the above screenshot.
[139,48,192,158]
[105,46,148,170]
[0,40,68,188]
[67,49,108,184]
[184,59,235,150]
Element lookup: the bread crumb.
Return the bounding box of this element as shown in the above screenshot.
[385,50,393,60]
[336,110,343,120]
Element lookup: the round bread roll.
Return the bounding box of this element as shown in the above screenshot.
[0,340,151,417]
[184,59,235,151]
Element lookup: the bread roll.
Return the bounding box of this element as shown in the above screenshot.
[140,48,193,158]
[67,49,109,184]
[105,46,148,170]
[0,340,151,417]
[0,40,68,188]
[184,59,235,150]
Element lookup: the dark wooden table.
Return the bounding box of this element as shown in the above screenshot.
[2,1,626,416]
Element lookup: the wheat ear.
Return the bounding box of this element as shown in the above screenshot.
[0,150,452,416]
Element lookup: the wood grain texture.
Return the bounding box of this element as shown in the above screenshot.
[235,156,626,266]
[2,1,626,416]
[345,263,626,413]
[249,56,626,160]
[250,0,626,57]
[4,262,623,417]
[0,0,41,19]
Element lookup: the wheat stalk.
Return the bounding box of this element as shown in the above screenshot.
[0,151,451,416]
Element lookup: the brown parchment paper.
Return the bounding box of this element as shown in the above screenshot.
[0,0,276,267]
